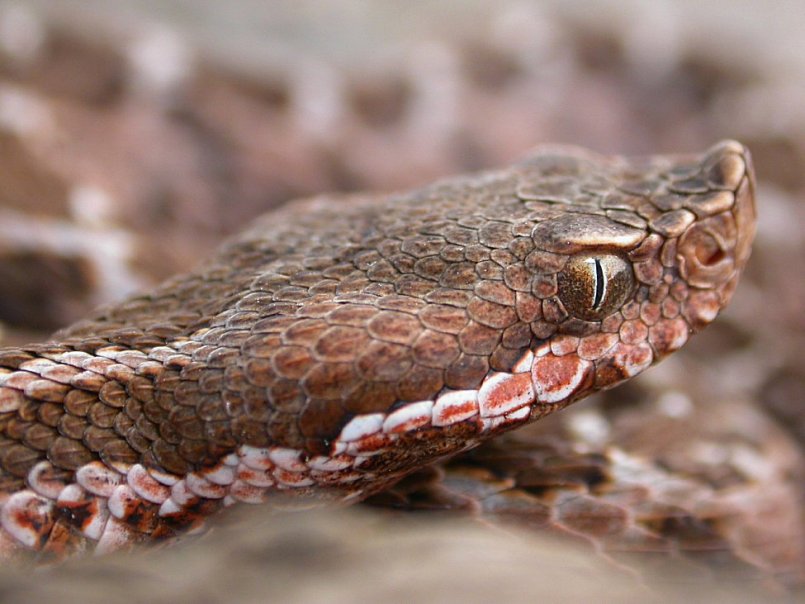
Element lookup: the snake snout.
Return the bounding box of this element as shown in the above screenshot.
[676,141,756,293]
[671,141,756,332]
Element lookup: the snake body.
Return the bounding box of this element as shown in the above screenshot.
[0,140,755,563]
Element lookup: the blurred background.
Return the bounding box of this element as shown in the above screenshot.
[0,1,802,601]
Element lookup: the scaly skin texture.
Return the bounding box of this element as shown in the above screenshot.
[0,140,755,562]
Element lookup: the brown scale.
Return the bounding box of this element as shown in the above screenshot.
[0,142,754,554]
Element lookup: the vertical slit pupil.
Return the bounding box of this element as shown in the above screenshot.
[592,259,606,309]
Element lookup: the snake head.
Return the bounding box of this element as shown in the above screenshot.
[327,140,758,460]
[519,140,756,411]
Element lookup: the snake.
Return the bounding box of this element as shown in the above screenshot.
[0,139,757,567]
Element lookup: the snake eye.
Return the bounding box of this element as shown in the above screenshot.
[557,254,635,321]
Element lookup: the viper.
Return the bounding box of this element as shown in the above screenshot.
[0,140,756,566]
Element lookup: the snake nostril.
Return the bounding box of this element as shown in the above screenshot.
[694,234,725,266]
[678,215,738,288]
[699,247,725,266]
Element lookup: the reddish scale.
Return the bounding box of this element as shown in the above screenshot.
[432,392,479,427]
[477,372,534,418]
[533,354,594,405]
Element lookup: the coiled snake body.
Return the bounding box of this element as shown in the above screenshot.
[0,140,756,564]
